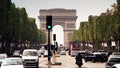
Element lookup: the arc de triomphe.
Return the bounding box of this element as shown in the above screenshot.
[38,8,77,46]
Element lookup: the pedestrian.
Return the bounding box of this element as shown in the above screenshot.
[75,53,83,68]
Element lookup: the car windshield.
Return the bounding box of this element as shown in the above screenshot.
[109,58,120,63]
[23,51,38,56]
[2,59,23,66]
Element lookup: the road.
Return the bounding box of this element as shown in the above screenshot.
[39,54,106,68]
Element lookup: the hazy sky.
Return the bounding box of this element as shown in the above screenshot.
[11,0,116,45]
[11,0,116,29]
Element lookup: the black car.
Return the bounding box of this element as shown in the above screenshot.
[84,53,94,62]
[85,52,104,63]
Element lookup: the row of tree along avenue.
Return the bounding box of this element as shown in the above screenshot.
[70,0,120,51]
[0,0,46,55]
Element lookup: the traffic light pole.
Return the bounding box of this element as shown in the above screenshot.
[48,29,51,67]
[46,15,52,67]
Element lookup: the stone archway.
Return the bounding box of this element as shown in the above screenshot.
[38,8,77,46]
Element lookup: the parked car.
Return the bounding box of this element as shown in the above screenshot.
[106,55,120,68]
[1,57,24,68]
[0,54,7,66]
[21,49,39,68]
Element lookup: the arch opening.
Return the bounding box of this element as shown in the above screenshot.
[52,25,64,46]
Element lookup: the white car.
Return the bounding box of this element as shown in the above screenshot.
[22,49,39,68]
[38,46,45,56]
[1,57,24,68]
[44,50,48,57]
[112,64,120,68]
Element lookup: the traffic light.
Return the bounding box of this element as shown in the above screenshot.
[46,16,52,30]
[53,34,56,41]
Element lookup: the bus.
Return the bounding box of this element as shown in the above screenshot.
[68,41,81,57]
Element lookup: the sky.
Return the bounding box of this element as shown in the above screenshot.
[11,0,116,30]
[11,0,116,45]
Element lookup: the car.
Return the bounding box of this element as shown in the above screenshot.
[112,64,120,68]
[94,50,108,62]
[59,50,66,55]
[44,50,48,57]
[1,57,24,68]
[38,46,45,56]
[85,52,104,63]
[43,50,53,57]
[84,53,95,62]
[0,54,7,66]
[79,51,88,58]
[112,52,120,55]
[106,55,120,68]
[13,50,21,57]
[21,49,39,68]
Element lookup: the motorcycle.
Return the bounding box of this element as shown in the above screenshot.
[75,53,83,68]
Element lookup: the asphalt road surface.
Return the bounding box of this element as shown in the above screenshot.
[39,54,106,68]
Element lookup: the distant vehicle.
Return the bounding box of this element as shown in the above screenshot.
[58,46,66,54]
[38,46,45,56]
[112,52,120,55]
[68,41,81,57]
[13,50,21,57]
[112,64,120,68]
[44,50,48,57]
[0,54,7,66]
[106,55,120,68]
[1,57,24,68]
[21,49,39,68]
[60,50,66,55]
[93,50,108,62]
[79,51,88,58]
[85,52,103,63]
[85,53,94,62]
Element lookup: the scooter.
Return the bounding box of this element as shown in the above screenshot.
[76,60,82,68]
[75,53,83,68]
